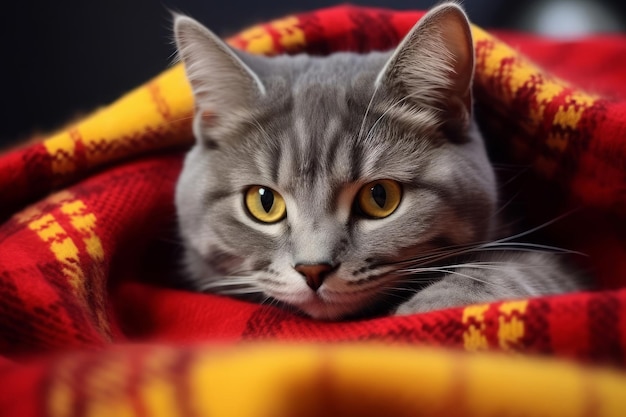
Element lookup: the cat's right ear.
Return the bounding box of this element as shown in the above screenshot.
[375,3,475,140]
[174,15,266,142]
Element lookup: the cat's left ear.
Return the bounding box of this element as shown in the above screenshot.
[174,14,266,142]
[376,3,474,137]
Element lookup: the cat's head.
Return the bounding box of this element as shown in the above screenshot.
[173,3,498,320]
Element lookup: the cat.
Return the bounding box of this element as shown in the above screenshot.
[172,3,582,320]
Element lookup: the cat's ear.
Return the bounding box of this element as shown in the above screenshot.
[174,15,265,140]
[376,3,474,137]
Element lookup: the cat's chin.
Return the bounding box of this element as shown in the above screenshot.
[298,302,353,321]
[265,282,398,321]
[291,294,383,321]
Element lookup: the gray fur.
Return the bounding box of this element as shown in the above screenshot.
[173,3,582,320]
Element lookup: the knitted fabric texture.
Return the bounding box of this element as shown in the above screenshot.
[1,6,626,417]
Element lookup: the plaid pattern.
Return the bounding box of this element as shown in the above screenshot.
[1,6,626,416]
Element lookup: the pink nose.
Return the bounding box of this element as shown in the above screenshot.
[294,263,336,291]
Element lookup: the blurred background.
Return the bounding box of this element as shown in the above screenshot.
[2,0,625,147]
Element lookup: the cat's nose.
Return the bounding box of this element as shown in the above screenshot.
[294,263,337,291]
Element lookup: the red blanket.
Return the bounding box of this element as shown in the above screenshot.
[1,6,626,416]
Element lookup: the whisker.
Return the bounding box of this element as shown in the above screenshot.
[164,115,195,125]
[397,242,582,272]
[356,82,381,143]
[492,162,531,170]
[218,288,263,296]
[378,288,418,302]
[486,209,580,245]
[362,93,416,143]
[385,210,583,272]
[391,241,481,266]
[261,296,280,309]
[245,118,275,145]
[479,242,587,256]
[401,267,509,290]
[198,275,259,292]
[362,90,442,145]
[392,243,483,268]
[492,190,521,218]
[497,165,531,188]
[399,262,552,277]
[491,217,524,236]
[386,277,436,286]
[201,279,259,289]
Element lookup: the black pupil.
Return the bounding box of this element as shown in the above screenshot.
[259,188,274,213]
[371,184,386,208]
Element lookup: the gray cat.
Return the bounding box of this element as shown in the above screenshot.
[173,3,581,320]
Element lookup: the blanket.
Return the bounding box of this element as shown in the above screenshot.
[1,5,626,416]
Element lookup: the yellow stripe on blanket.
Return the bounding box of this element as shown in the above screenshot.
[42,65,194,178]
[44,344,626,417]
[38,14,305,180]
[188,345,626,417]
[22,194,110,339]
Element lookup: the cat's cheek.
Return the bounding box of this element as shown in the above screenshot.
[209,199,286,255]
[352,196,437,257]
[239,215,285,237]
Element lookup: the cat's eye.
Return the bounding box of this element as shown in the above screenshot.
[244,186,287,223]
[356,179,402,219]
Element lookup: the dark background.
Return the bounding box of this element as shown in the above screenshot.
[2,0,624,147]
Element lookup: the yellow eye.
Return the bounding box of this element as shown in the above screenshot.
[356,179,402,219]
[244,186,287,223]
